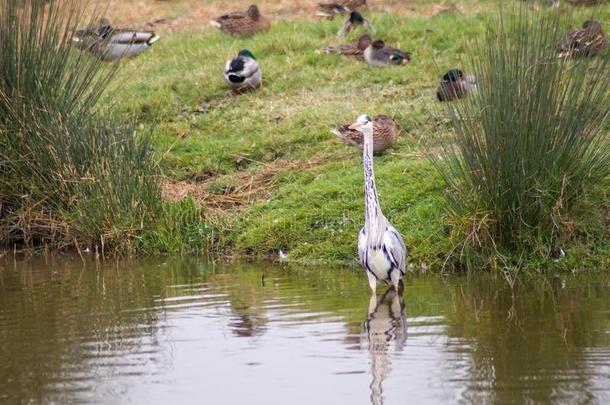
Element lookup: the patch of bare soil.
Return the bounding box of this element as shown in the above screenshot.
[162,157,323,209]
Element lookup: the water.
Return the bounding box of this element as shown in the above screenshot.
[0,255,609,404]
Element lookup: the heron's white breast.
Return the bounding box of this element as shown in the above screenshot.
[367,248,392,280]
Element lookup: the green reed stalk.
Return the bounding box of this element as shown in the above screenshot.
[434,6,610,266]
[0,0,162,253]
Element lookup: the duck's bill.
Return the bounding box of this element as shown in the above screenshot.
[348,123,360,130]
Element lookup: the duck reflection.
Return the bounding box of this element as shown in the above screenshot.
[361,289,407,405]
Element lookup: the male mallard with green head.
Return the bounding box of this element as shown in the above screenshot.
[363,39,411,67]
[338,11,375,37]
[223,50,261,92]
[332,115,399,153]
[210,4,270,37]
[72,17,159,61]
[324,34,372,61]
[558,20,607,59]
[436,69,477,102]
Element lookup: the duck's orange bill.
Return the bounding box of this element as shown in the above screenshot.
[348,123,359,130]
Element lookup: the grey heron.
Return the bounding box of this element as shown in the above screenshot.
[361,289,407,405]
[349,114,408,292]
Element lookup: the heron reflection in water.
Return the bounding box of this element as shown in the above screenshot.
[361,288,407,405]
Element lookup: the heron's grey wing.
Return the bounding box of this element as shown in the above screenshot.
[358,227,367,268]
[384,224,407,273]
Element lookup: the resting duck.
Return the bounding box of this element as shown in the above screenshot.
[72,18,159,61]
[338,11,375,37]
[223,50,261,92]
[332,115,399,153]
[210,4,270,37]
[363,39,411,67]
[436,69,477,102]
[558,20,607,59]
[324,34,371,61]
[316,0,367,19]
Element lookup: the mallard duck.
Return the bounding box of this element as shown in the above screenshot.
[210,4,270,37]
[558,20,607,59]
[436,69,477,102]
[223,49,261,92]
[324,34,371,61]
[316,0,367,19]
[332,115,399,153]
[363,40,411,67]
[72,18,159,61]
[338,11,375,37]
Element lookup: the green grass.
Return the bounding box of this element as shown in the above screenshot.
[102,2,609,269]
[0,0,164,255]
[433,7,610,270]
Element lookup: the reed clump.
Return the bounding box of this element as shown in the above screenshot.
[0,0,162,254]
[435,8,610,269]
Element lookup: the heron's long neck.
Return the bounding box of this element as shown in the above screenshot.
[363,128,383,232]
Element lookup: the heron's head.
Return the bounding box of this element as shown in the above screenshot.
[349,114,373,132]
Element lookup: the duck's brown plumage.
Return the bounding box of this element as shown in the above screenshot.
[211,4,270,37]
[436,69,476,102]
[324,34,371,60]
[332,115,399,153]
[558,20,607,59]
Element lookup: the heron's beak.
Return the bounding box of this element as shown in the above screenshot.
[348,123,360,130]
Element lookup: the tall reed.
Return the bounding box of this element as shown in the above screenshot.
[0,0,162,253]
[434,7,610,265]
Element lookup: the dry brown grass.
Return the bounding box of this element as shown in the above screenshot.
[162,156,325,208]
[85,0,481,33]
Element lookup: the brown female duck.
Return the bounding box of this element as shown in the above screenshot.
[210,5,270,37]
[558,20,607,59]
[332,115,399,153]
[324,34,372,61]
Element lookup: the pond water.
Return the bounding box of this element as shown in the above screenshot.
[0,255,609,404]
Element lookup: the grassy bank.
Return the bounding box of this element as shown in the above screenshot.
[107,1,609,271]
[2,1,608,271]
